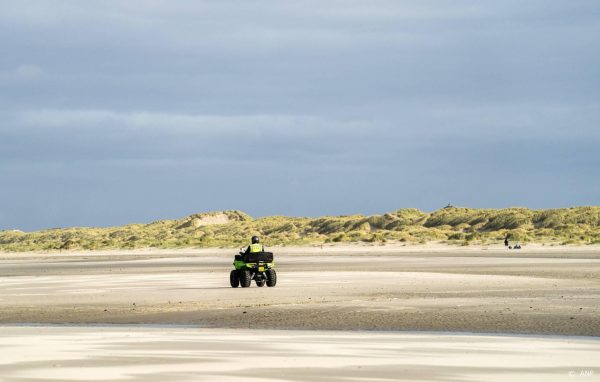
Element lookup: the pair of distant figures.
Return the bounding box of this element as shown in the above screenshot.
[504,237,522,250]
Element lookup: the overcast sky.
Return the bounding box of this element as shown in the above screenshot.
[1,0,599,231]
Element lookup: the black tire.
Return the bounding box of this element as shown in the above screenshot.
[230,270,240,288]
[240,269,252,288]
[256,278,266,287]
[266,269,277,287]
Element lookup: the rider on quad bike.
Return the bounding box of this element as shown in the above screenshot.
[245,235,264,254]
[230,236,277,288]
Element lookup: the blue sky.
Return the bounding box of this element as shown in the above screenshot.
[1,0,599,231]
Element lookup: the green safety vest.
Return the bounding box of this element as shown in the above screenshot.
[249,243,263,253]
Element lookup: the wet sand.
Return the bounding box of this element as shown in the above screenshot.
[1,246,599,335]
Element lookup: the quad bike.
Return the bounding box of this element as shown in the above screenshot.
[230,250,277,288]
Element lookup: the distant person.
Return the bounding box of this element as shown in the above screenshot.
[504,237,509,248]
[245,236,264,254]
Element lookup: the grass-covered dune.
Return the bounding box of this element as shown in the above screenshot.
[1,207,600,252]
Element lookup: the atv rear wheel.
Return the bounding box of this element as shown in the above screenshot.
[240,269,252,288]
[229,270,240,288]
[266,269,277,287]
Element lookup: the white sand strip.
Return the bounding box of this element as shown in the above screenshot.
[0,326,598,382]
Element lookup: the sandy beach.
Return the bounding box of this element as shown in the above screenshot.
[1,245,599,335]
[1,326,598,382]
[1,245,599,381]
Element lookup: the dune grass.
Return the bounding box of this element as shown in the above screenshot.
[1,207,599,252]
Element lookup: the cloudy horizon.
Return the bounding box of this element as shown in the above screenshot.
[1,1,599,231]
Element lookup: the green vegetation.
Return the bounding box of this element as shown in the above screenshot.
[1,207,599,252]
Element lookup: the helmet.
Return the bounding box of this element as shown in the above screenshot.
[251,236,260,244]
